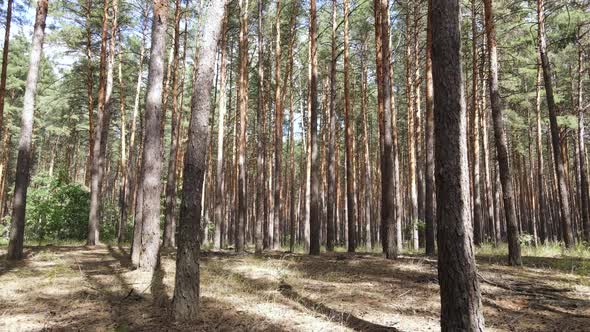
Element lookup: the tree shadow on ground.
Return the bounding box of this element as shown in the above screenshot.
[206,257,400,331]
[278,281,400,331]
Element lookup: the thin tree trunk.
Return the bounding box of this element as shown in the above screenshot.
[432,0,485,329]
[173,0,226,321]
[0,0,13,144]
[272,0,283,251]
[343,0,356,253]
[7,0,48,260]
[87,0,110,246]
[405,3,419,251]
[425,0,436,255]
[537,0,574,247]
[361,42,373,252]
[117,25,127,243]
[326,0,338,252]
[255,0,265,253]
[576,35,590,241]
[471,0,482,246]
[84,0,95,186]
[235,0,249,253]
[163,0,183,249]
[534,51,547,243]
[483,0,521,265]
[309,0,320,255]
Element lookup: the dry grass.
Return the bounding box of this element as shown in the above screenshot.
[0,245,589,331]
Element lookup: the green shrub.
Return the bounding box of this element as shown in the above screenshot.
[26,174,90,242]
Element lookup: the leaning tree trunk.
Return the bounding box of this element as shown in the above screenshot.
[6,0,48,260]
[537,0,574,247]
[483,0,521,265]
[173,0,227,321]
[137,0,169,271]
[431,0,485,329]
[87,0,110,246]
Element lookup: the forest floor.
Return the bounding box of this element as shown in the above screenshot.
[0,244,589,331]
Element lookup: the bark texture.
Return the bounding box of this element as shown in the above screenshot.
[173,0,227,321]
[7,0,48,260]
[431,0,485,329]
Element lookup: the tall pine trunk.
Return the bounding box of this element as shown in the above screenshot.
[537,0,574,247]
[326,0,338,252]
[235,0,249,253]
[376,0,398,259]
[173,0,227,321]
[7,0,48,260]
[483,0,521,265]
[309,0,321,255]
[255,0,265,253]
[137,0,169,271]
[87,0,110,246]
[424,0,436,255]
[432,0,485,329]
[0,0,13,142]
[163,0,183,249]
[343,0,356,253]
[272,0,283,251]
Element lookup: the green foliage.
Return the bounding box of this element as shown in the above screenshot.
[25,174,90,242]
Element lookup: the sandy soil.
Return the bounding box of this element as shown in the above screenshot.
[0,245,588,331]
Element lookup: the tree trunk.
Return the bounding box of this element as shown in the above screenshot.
[7,0,48,260]
[286,2,298,253]
[0,0,13,144]
[309,0,320,255]
[173,0,226,321]
[235,0,249,253]
[117,23,127,243]
[361,42,373,252]
[483,0,521,265]
[424,0,436,255]
[84,0,95,186]
[343,0,356,253]
[534,51,547,243]
[471,0,483,246]
[576,36,590,241]
[405,3,419,251]
[255,0,265,254]
[87,0,110,246]
[376,0,398,259]
[162,0,183,249]
[272,0,283,251]
[326,0,338,252]
[537,0,574,247]
[137,0,169,271]
[432,0,485,329]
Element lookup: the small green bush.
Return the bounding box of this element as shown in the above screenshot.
[26,174,90,242]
